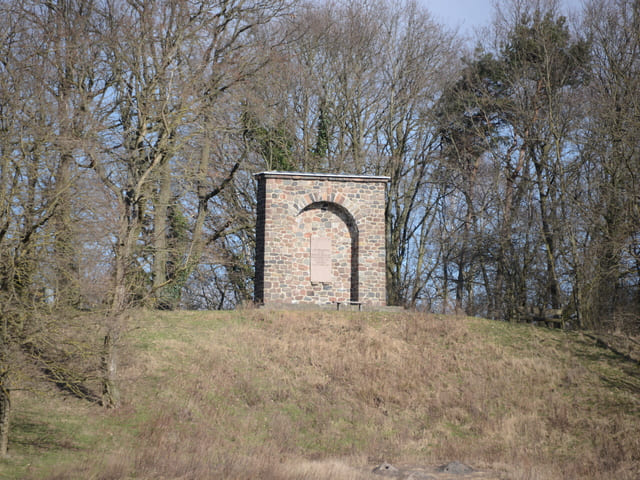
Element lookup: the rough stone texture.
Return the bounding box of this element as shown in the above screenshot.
[255,172,388,307]
[437,462,474,475]
[372,462,402,477]
[371,462,493,480]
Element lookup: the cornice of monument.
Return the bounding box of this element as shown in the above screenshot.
[254,171,390,183]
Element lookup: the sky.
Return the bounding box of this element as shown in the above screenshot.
[420,0,584,40]
[421,0,494,36]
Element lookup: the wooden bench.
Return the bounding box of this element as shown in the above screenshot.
[336,301,362,311]
[518,307,565,329]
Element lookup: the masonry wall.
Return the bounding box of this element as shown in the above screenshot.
[254,172,388,306]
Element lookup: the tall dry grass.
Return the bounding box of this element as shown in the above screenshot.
[6,309,640,479]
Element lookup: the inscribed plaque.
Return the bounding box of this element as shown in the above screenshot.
[310,237,332,282]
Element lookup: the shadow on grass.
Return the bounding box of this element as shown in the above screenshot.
[584,333,640,366]
[10,416,79,452]
[572,334,640,397]
[40,365,100,404]
[599,375,640,401]
[22,341,101,403]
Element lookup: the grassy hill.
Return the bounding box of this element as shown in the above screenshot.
[1,309,639,479]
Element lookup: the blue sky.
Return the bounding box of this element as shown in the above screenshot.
[421,0,494,35]
[421,0,584,38]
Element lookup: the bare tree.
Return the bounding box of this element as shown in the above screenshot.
[577,0,640,330]
[436,0,590,319]
[247,0,460,307]
[0,2,74,452]
[78,0,293,407]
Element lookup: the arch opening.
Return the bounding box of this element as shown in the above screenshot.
[299,201,359,302]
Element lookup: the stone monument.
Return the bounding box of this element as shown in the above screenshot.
[254,171,389,307]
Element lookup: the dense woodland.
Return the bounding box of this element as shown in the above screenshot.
[0,0,638,455]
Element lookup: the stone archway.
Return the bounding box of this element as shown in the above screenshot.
[254,172,388,307]
[299,201,359,302]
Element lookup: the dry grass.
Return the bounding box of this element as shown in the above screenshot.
[2,309,639,479]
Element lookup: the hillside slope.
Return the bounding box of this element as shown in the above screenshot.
[2,309,640,479]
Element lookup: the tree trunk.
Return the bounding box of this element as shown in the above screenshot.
[99,198,134,409]
[152,161,171,308]
[100,326,120,409]
[53,152,78,307]
[0,371,9,457]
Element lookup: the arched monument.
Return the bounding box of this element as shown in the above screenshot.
[254,171,389,307]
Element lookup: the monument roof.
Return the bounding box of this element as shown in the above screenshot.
[254,171,390,183]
